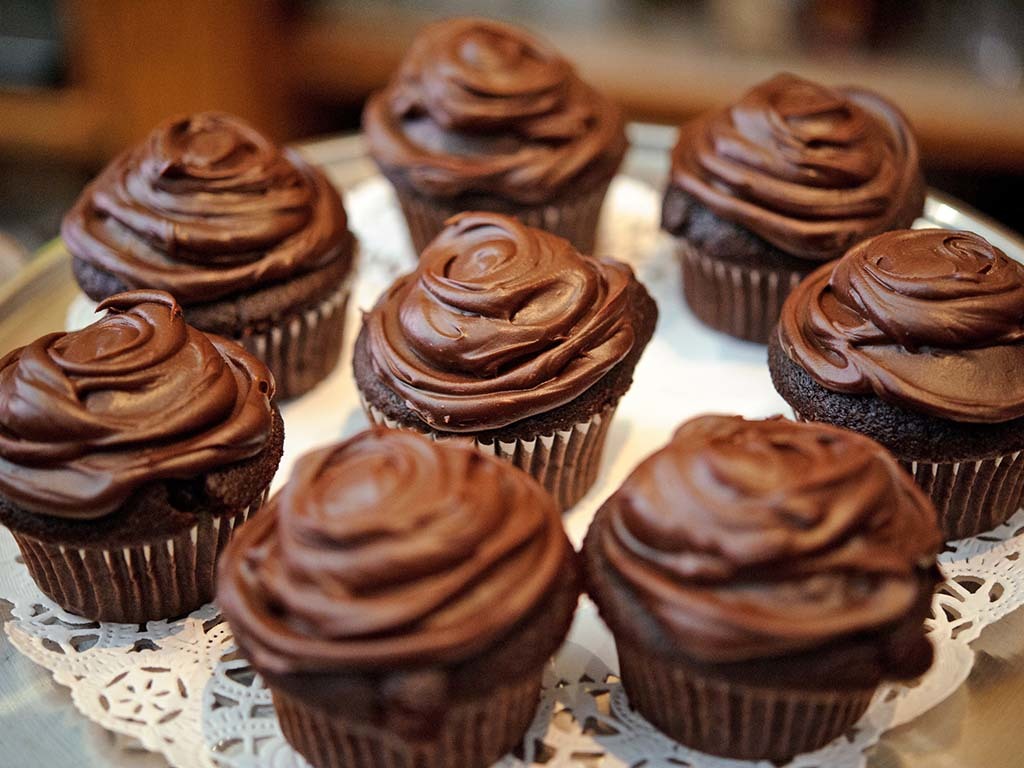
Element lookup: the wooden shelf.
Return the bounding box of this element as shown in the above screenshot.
[0,0,293,167]
[287,11,1024,172]
[0,89,112,164]
[2,3,1022,173]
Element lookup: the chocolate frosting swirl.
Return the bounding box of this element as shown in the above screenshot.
[217,428,567,672]
[666,73,923,260]
[597,415,939,663]
[62,112,352,304]
[363,17,627,204]
[779,229,1024,422]
[363,212,637,431]
[0,291,275,518]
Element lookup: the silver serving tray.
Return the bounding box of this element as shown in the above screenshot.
[2,126,1024,768]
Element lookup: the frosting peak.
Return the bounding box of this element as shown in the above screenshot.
[665,73,923,259]
[62,112,352,304]
[217,429,568,672]
[402,19,574,134]
[779,229,1024,422]
[363,18,626,203]
[598,415,940,662]
[0,290,275,518]
[363,213,637,431]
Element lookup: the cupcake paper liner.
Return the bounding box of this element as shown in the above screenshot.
[241,279,350,400]
[616,639,875,762]
[792,410,1024,539]
[11,493,267,623]
[394,181,612,256]
[676,239,807,344]
[362,396,615,510]
[273,674,542,768]
[901,453,1024,540]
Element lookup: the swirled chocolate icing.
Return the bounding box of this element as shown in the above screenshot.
[363,212,637,431]
[217,428,568,672]
[0,291,275,518]
[597,415,939,663]
[62,112,352,304]
[363,17,627,204]
[779,229,1024,423]
[666,73,923,260]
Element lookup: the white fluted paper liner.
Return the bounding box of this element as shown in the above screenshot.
[241,277,352,400]
[10,493,265,624]
[395,179,612,256]
[274,675,542,768]
[793,410,1024,540]
[10,175,1024,767]
[616,639,875,762]
[676,239,806,344]
[903,453,1024,540]
[361,396,614,511]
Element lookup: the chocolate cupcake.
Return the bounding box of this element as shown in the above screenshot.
[353,212,657,510]
[662,73,924,343]
[0,291,283,623]
[217,428,579,768]
[363,17,626,255]
[63,112,356,399]
[771,228,1024,539]
[582,415,941,762]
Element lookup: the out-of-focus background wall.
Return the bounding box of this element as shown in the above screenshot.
[1,0,1022,270]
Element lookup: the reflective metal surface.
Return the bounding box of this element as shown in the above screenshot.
[2,127,1024,768]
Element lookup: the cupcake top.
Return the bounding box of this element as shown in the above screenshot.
[62,112,353,305]
[778,229,1024,423]
[664,73,922,261]
[0,291,275,518]
[217,428,568,673]
[595,415,939,663]
[363,17,627,205]
[363,212,638,432]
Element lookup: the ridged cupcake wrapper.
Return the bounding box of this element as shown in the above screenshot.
[394,181,612,256]
[616,640,875,762]
[677,239,807,344]
[241,280,350,400]
[901,453,1024,540]
[273,674,542,768]
[361,396,615,510]
[11,493,267,624]
[793,410,1024,540]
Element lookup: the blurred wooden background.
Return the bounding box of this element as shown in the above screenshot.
[1,0,1022,259]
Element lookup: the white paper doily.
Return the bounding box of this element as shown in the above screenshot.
[4,175,1024,768]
